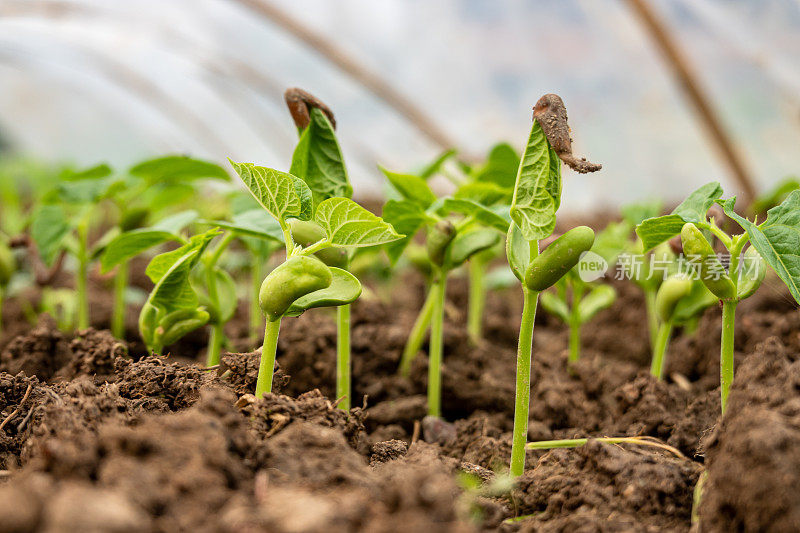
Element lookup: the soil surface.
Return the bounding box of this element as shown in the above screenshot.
[0,243,798,531]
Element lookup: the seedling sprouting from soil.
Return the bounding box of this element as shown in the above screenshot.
[539,223,625,362]
[506,94,601,477]
[230,154,401,400]
[0,237,14,334]
[138,229,220,355]
[381,160,509,416]
[279,88,398,410]
[636,182,800,411]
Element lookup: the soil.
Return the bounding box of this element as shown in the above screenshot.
[0,242,799,531]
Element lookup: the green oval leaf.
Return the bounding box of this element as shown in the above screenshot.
[315,197,403,248]
[381,199,429,264]
[578,284,616,323]
[31,204,70,266]
[131,155,229,184]
[379,165,437,208]
[101,229,183,273]
[229,160,302,225]
[540,291,569,323]
[284,267,362,316]
[636,182,723,251]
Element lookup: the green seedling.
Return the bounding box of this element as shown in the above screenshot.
[230,159,401,401]
[381,166,509,416]
[30,163,122,330]
[101,156,229,338]
[282,88,400,410]
[506,94,601,478]
[200,201,285,357]
[382,164,512,383]
[138,229,222,354]
[539,222,629,362]
[636,182,799,412]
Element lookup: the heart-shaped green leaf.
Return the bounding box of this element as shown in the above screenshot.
[315,197,403,248]
[720,192,800,304]
[290,107,352,204]
[509,121,561,241]
[229,160,303,225]
[284,267,362,316]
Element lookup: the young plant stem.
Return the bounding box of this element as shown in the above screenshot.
[650,322,673,380]
[256,318,282,397]
[510,286,539,478]
[399,287,435,377]
[467,258,485,344]
[0,287,4,335]
[111,260,128,339]
[207,323,224,367]
[249,257,263,343]
[567,283,584,363]
[645,288,658,348]
[76,219,89,330]
[720,300,737,412]
[427,269,447,417]
[336,304,351,410]
[205,233,235,367]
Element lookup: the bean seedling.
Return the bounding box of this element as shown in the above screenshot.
[229,158,401,400]
[506,94,601,477]
[636,182,800,411]
[381,163,509,416]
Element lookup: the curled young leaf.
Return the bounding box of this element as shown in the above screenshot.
[440,198,510,233]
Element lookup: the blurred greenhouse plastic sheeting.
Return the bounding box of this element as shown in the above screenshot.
[0,0,798,211]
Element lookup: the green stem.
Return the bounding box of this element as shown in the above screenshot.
[427,270,447,417]
[399,287,435,377]
[510,286,539,478]
[256,318,281,397]
[0,287,4,336]
[567,283,584,363]
[720,300,737,413]
[111,260,128,339]
[76,220,89,330]
[467,259,485,345]
[650,322,673,380]
[336,304,351,410]
[249,257,263,343]
[645,288,658,348]
[206,322,224,367]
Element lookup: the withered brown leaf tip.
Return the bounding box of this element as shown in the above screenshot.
[533,93,601,174]
[284,87,336,131]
